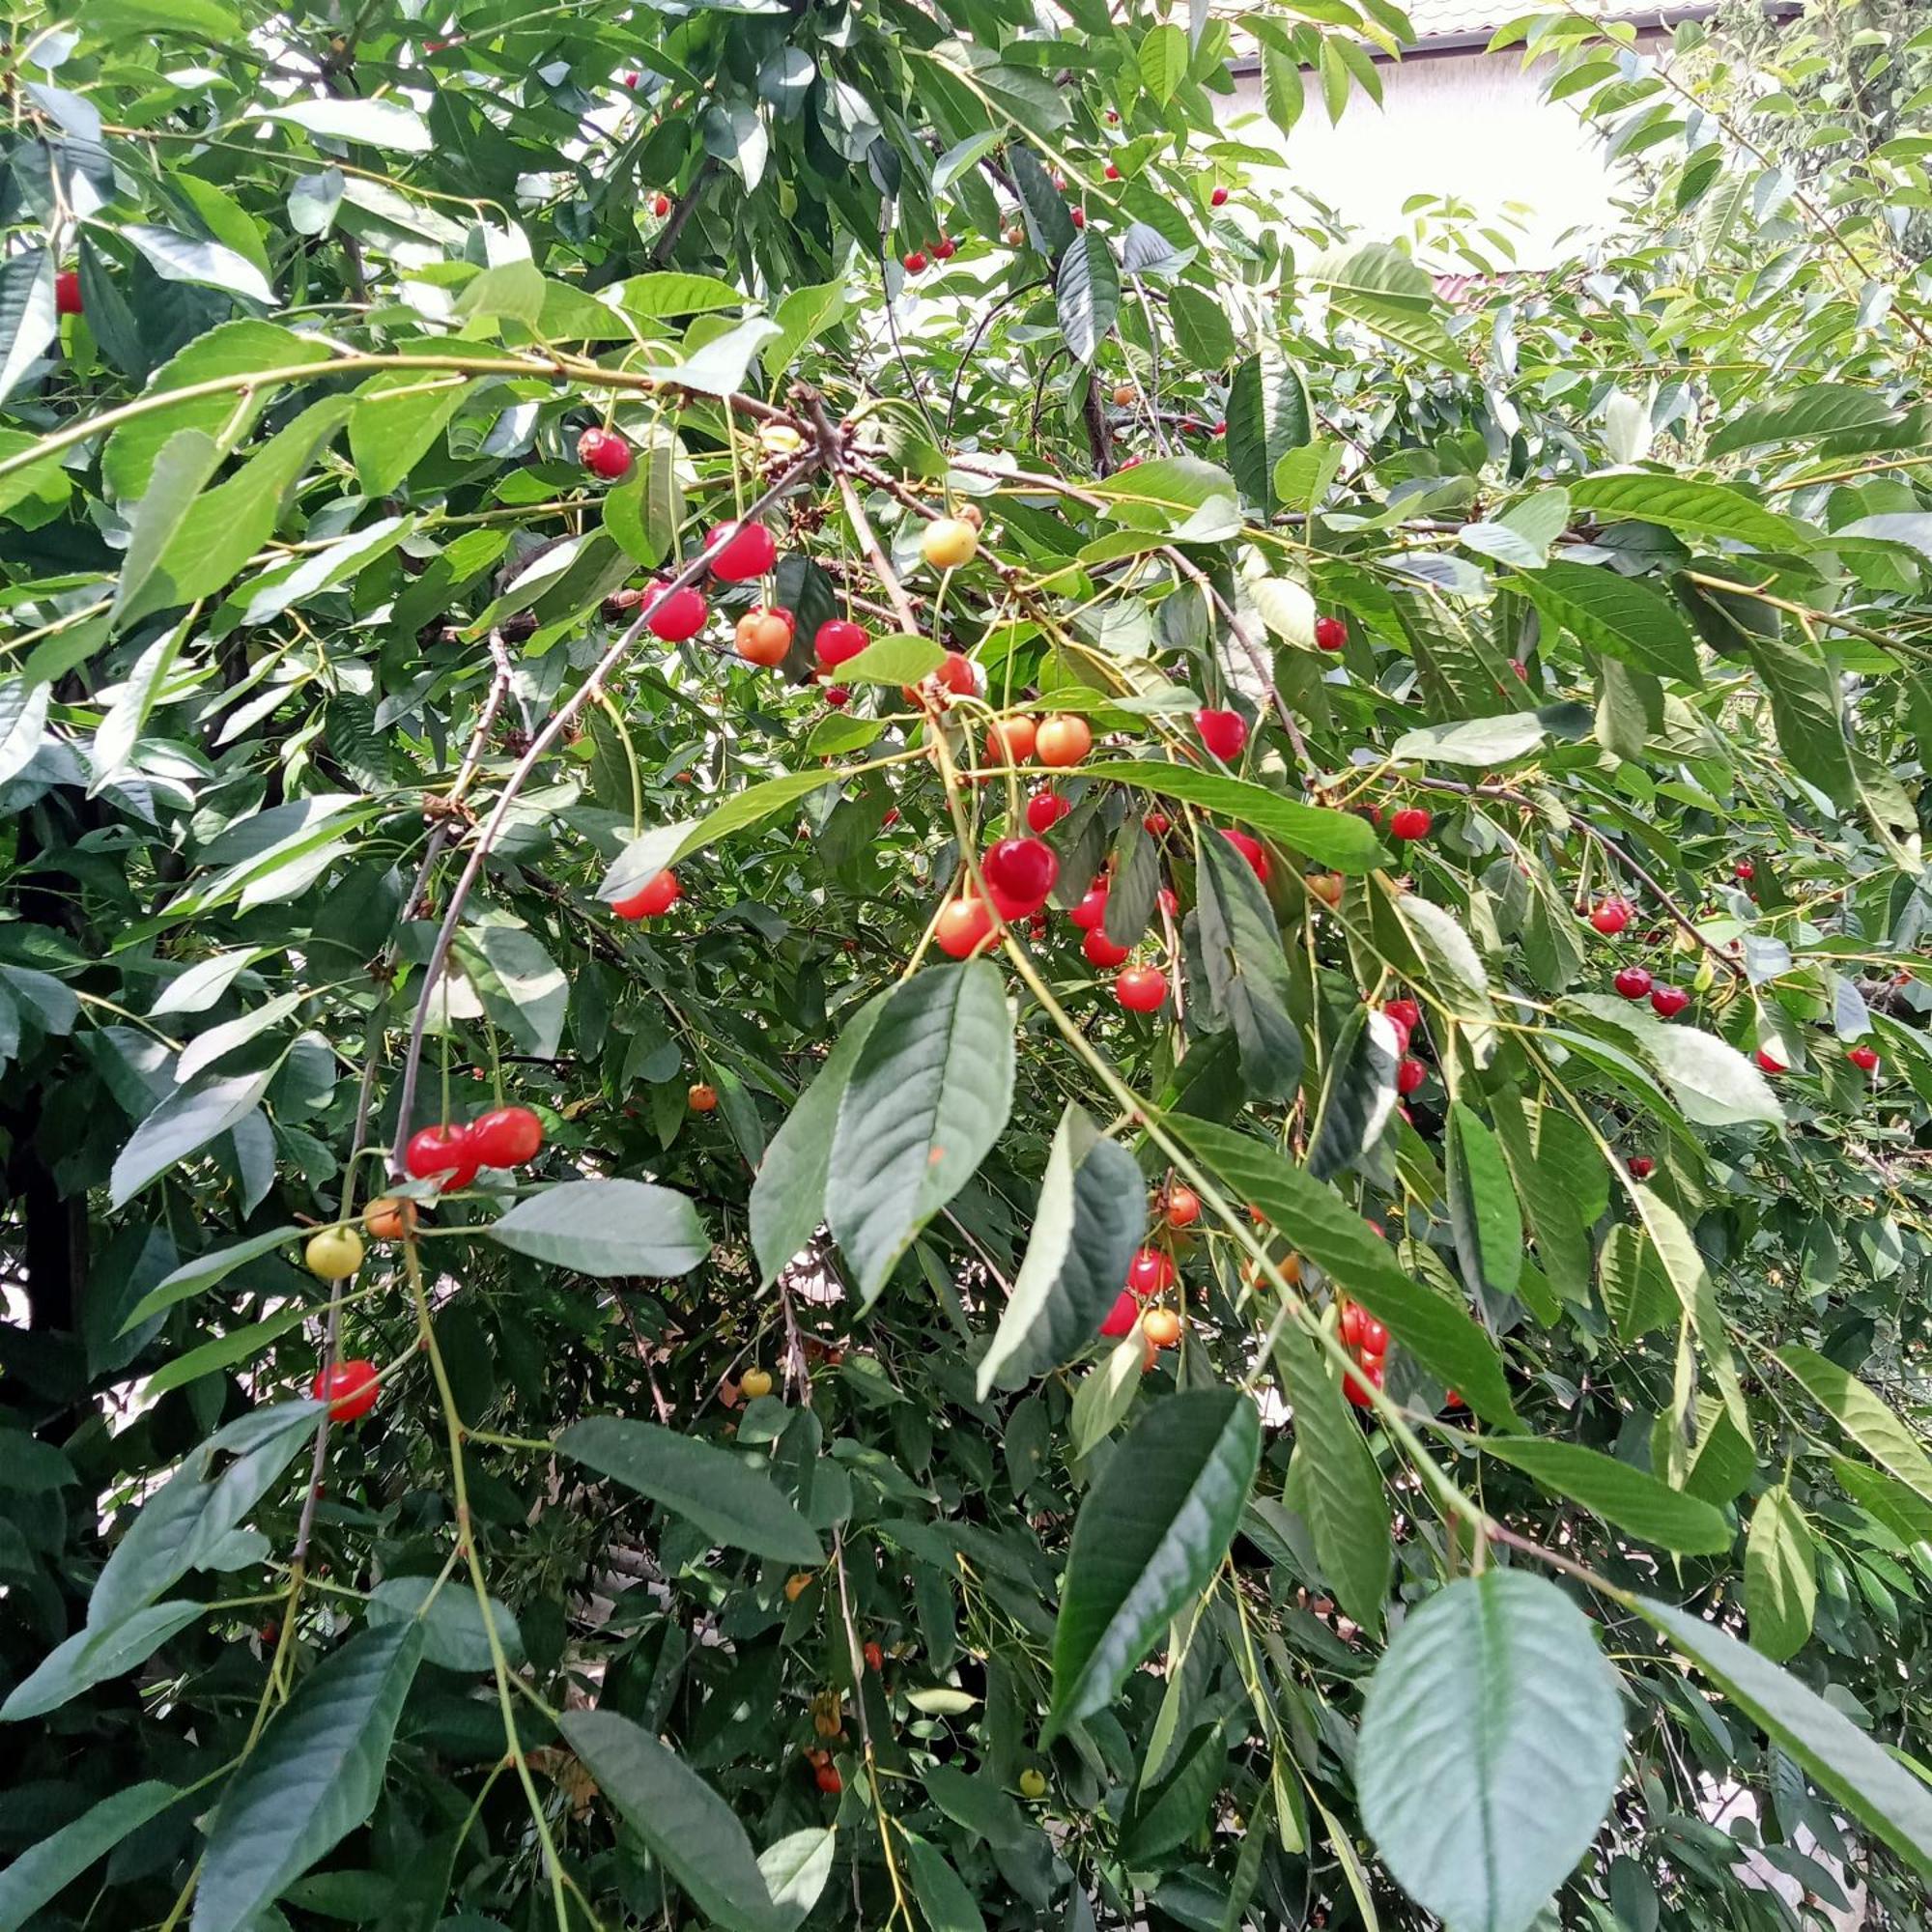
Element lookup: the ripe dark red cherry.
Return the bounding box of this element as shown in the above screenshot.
[933,235,955,259]
[1754,1046,1786,1073]
[814,618,868,668]
[1848,1042,1880,1072]
[1396,1056,1426,1096]
[1613,965,1653,1000]
[1588,897,1632,936]
[1345,1356,1383,1407]
[55,269,82,317]
[823,684,850,706]
[1026,789,1069,833]
[1384,998,1421,1033]
[578,426,633,478]
[1083,926,1132,969]
[1389,807,1432,841]
[982,838,1059,915]
[1221,829,1269,882]
[613,867,681,920]
[1314,614,1346,651]
[1734,859,1754,880]
[1115,965,1167,1012]
[1069,885,1109,931]
[707,521,778,582]
[405,1123,479,1189]
[646,584,708,641]
[864,1640,885,1671]
[313,1359,381,1423]
[1070,208,1085,228]
[1650,984,1690,1017]
[903,250,927,274]
[1100,1290,1141,1337]
[1126,1247,1175,1296]
[469,1105,543,1168]
[1629,1157,1655,1179]
[1209,185,1229,206]
[1144,811,1171,836]
[1194,707,1248,761]
[652,192,671,215]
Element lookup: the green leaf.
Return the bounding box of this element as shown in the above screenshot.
[1173,1118,1520,1428]
[109,1066,277,1208]
[1447,1102,1523,1303]
[1359,1571,1623,1932]
[557,1417,824,1563]
[487,1179,709,1278]
[835,633,946,685]
[1,1599,203,1722]
[1707,383,1906,454]
[1056,230,1120,364]
[1138,22,1189,100]
[1634,1595,1932,1880]
[1121,1723,1228,1862]
[1776,1345,1932,1514]
[1489,1092,1592,1307]
[1479,1438,1731,1553]
[558,1708,797,1932]
[977,1103,1147,1397]
[1045,1388,1260,1739]
[0,1780,182,1932]
[598,771,834,904]
[1393,892,1497,1053]
[88,1404,323,1633]
[143,1301,311,1398]
[1105,762,1380,871]
[827,961,1015,1305]
[122,1225,300,1331]
[1634,1189,1747,1434]
[366,1576,525,1672]
[348,365,471,496]
[1225,348,1312,519]
[1568,472,1808,550]
[1311,244,1463,366]
[192,1621,424,1932]
[1741,629,1856,809]
[123,222,274,305]
[1009,145,1077,259]
[1598,1223,1675,1342]
[451,923,568,1062]
[0,249,58,407]
[1515,559,1702,682]
[1069,1333,1148,1458]
[260,96,432,152]
[1275,1331,1391,1632]
[1304,1008,1400,1182]
[903,1832,987,1932]
[751,989,889,1284]
[1171,286,1236,369]
[1260,38,1306,138]
[1194,826,1302,1102]
[1389,713,1552,766]
[1745,1483,1816,1662]
[1564,997,1782,1128]
[608,270,750,319]
[110,430,224,627]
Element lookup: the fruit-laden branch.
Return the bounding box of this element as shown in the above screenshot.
[388,450,826,1171]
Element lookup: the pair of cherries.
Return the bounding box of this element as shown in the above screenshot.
[403,1104,545,1190]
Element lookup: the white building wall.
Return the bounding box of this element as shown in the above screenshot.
[1226,49,1636,267]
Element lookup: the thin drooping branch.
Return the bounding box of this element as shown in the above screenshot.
[389,454,824,1170]
[799,389,924,637]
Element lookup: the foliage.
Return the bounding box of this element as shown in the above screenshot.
[3,1,1932,1929]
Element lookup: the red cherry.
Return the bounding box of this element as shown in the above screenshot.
[1115,965,1167,1012]
[1754,1046,1786,1073]
[1588,897,1631,937]
[1849,1043,1880,1072]
[1384,999,1421,1032]
[1734,859,1754,880]
[814,618,868,668]
[1099,1290,1141,1338]
[1345,1357,1383,1407]
[864,1640,884,1671]
[1083,926,1132,969]
[1385,1016,1410,1055]
[1360,1317,1388,1354]
[405,1123,479,1189]
[1612,965,1653,1000]
[1509,659,1528,680]
[936,894,999,959]
[578,426,633,478]
[815,1764,842,1794]
[55,269,82,317]
[1069,885,1109,931]
[1125,1248,1175,1296]
[624,71,640,87]
[1212,418,1227,435]
[982,838,1059,914]
[1209,185,1229,207]
[937,651,977,696]
[312,1359,381,1423]
[707,521,778,582]
[1389,807,1432,841]
[1026,790,1069,834]
[647,584,708,641]
[1070,207,1085,227]
[468,1105,544,1169]
[1340,1304,1367,1348]
[823,685,850,707]
[614,867,681,920]
[1144,811,1171,836]
[652,192,672,216]
[1104,162,1121,180]
[1629,1157,1655,1179]
[902,250,927,274]
[1650,984,1690,1017]
[933,235,956,260]
[1314,614,1346,651]
[1161,1185,1200,1228]
[1396,1056,1426,1096]
[1221,829,1269,882]
[1194,707,1248,761]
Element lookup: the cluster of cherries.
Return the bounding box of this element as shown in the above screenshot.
[900,234,957,273]
[404,1102,546,1190]
[1384,995,1429,1104]
[1097,1187,1199,1353]
[1338,1300,1391,1406]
